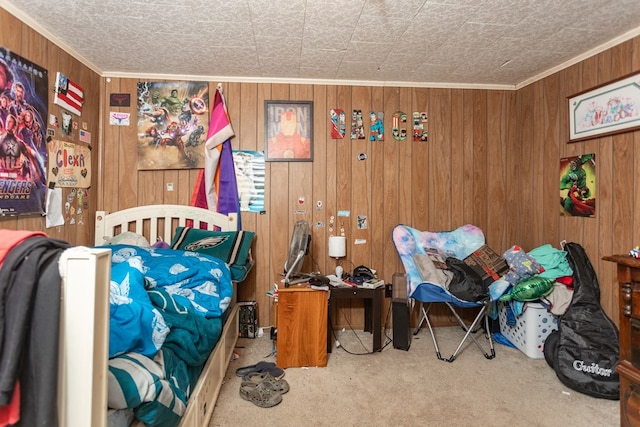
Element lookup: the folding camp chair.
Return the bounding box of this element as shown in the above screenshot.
[392,224,496,362]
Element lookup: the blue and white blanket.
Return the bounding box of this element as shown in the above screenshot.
[101,244,232,359]
[101,244,232,427]
[107,244,233,318]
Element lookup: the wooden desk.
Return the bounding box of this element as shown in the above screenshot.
[328,286,383,353]
[603,254,640,426]
[276,286,328,368]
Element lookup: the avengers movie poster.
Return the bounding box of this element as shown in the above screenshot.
[136,81,209,170]
[0,48,48,215]
[560,153,596,217]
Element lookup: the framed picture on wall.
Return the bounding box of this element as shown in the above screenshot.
[264,101,313,162]
[568,71,640,142]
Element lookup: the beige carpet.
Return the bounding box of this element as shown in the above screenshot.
[210,327,619,427]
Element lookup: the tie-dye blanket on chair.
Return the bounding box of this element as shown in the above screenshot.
[392,224,485,300]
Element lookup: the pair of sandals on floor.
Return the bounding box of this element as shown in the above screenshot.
[236,361,289,407]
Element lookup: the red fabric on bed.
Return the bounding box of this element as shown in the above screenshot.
[0,230,46,266]
[0,382,19,427]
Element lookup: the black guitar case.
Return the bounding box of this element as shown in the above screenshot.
[543,242,619,400]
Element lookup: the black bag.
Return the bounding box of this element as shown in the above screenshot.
[445,257,488,302]
[543,242,619,400]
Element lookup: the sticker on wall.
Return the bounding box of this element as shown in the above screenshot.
[49,114,59,127]
[110,93,131,107]
[330,109,346,139]
[357,215,368,229]
[64,201,71,223]
[357,153,367,160]
[76,188,88,225]
[392,111,407,141]
[316,200,323,210]
[329,215,335,233]
[298,196,305,205]
[79,129,91,143]
[412,112,428,141]
[110,112,130,126]
[61,111,73,136]
[351,110,365,139]
[369,111,384,141]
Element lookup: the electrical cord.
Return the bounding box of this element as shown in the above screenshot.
[329,297,393,355]
[382,298,393,348]
[339,260,357,277]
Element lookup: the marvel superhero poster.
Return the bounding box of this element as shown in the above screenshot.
[0,48,48,215]
[560,153,596,217]
[264,101,313,162]
[137,81,210,170]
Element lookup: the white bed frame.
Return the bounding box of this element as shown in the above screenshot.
[94,204,238,246]
[59,204,241,427]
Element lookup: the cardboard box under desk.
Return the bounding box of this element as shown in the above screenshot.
[463,244,509,285]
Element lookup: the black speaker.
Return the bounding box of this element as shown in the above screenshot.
[392,273,411,350]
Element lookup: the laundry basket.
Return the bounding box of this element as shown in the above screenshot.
[498,302,558,359]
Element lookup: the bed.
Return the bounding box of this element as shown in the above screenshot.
[58,204,254,427]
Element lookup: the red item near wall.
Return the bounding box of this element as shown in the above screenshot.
[0,382,20,427]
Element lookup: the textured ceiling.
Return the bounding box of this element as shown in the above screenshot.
[2,0,640,89]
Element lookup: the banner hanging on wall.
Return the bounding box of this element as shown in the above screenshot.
[54,72,84,116]
[0,47,49,215]
[232,150,265,213]
[47,139,91,188]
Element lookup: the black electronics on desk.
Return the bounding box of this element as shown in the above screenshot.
[344,265,376,285]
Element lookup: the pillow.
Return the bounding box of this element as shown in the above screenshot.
[107,231,151,248]
[502,245,545,285]
[170,227,255,282]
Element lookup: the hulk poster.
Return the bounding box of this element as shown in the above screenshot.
[560,153,596,217]
[136,81,209,170]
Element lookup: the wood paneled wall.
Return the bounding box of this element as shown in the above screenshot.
[3,7,639,331]
[96,79,519,329]
[0,8,101,245]
[517,36,640,330]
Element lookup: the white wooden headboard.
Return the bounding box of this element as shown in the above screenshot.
[94,204,238,246]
